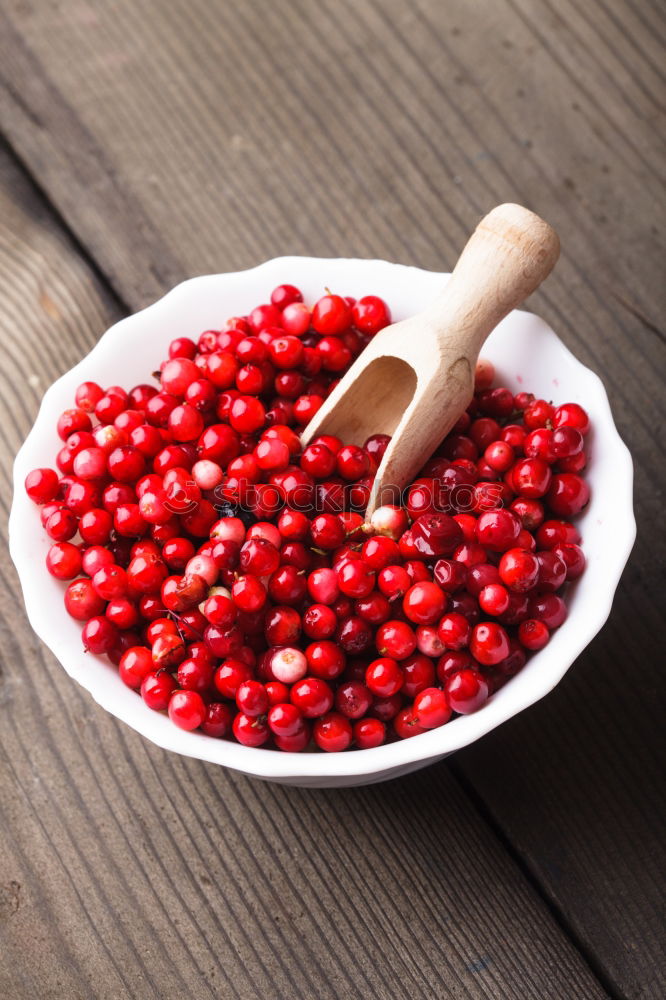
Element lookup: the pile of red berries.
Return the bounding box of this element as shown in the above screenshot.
[25,283,590,752]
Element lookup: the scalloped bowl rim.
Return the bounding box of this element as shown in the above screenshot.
[9,257,635,784]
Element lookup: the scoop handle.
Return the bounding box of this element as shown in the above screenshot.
[427,203,560,360]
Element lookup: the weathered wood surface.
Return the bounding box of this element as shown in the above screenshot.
[0,144,610,1000]
[0,0,664,996]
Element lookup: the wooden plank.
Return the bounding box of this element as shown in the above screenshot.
[0,146,608,999]
[0,0,664,994]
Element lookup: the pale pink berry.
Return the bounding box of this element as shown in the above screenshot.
[192,459,223,490]
[270,647,308,684]
[369,505,409,540]
[210,516,246,545]
[186,554,218,586]
[416,625,445,657]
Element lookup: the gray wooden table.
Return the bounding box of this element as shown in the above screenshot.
[1,2,664,998]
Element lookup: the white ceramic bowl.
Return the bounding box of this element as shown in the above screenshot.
[10,257,635,786]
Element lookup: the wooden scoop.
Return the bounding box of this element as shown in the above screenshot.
[301,203,560,516]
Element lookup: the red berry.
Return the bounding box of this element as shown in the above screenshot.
[64,578,106,621]
[291,677,334,718]
[553,402,589,435]
[437,612,472,650]
[236,679,269,717]
[141,671,178,711]
[119,646,154,689]
[375,620,416,659]
[411,514,463,557]
[168,690,206,731]
[213,658,251,699]
[313,712,352,752]
[402,582,447,625]
[353,718,386,749]
[393,706,427,739]
[499,548,540,592]
[413,687,451,729]
[202,703,233,738]
[312,294,352,335]
[547,473,590,517]
[470,622,510,666]
[518,618,551,651]
[352,295,391,335]
[445,669,489,714]
[365,657,404,697]
[82,616,119,654]
[511,458,552,499]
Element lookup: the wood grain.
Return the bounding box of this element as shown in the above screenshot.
[0,0,664,996]
[0,145,609,1000]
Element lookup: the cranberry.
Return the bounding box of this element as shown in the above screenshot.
[553,542,586,580]
[375,564,410,601]
[202,703,233,739]
[445,669,489,714]
[470,623,510,666]
[354,718,386,749]
[364,657,402,697]
[375,620,416,660]
[547,473,590,517]
[141,671,178,711]
[25,467,60,504]
[433,559,466,592]
[518,619,550,651]
[271,647,308,684]
[46,541,82,580]
[336,445,369,481]
[152,632,186,669]
[401,654,436,697]
[75,381,104,412]
[478,583,510,616]
[437,612,471,650]
[354,591,390,625]
[528,593,568,629]
[82,616,119,654]
[119,646,154,689]
[411,514,463,557]
[64,579,106,621]
[536,550,567,592]
[402,582,447,625]
[484,440,515,473]
[361,535,401,570]
[231,574,267,612]
[92,564,128,600]
[168,690,206,731]
[499,548,540,592]
[335,616,371,654]
[301,603,336,640]
[306,641,346,680]
[337,560,375,598]
[475,509,521,552]
[45,507,78,542]
[312,294,352,335]
[352,295,391,335]
[435,650,475,683]
[313,712,353,752]
[281,302,311,337]
[236,679,269,717]
[335,681,373,719]
[393,706,427,739]
[553,402,589,434]
[291,677,334,718]
[413,687,451,729]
